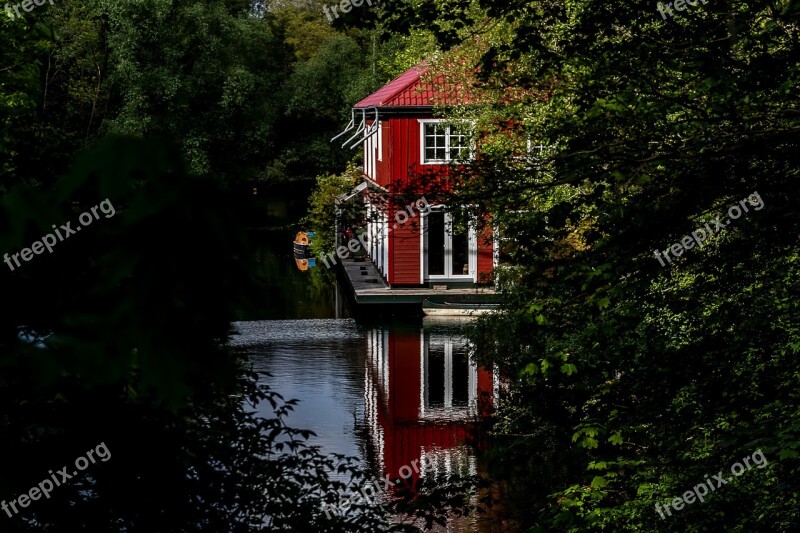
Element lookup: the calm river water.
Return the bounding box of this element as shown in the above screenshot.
[229,184,500,531]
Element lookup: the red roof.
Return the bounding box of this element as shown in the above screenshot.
[355,63,467,108]
[355,57,541,110]
[355,65,429,108]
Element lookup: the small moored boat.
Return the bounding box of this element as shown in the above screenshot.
[422,299,500,317]
[293,231,315,259]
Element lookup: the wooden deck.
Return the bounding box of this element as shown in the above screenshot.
[341,259,497,305]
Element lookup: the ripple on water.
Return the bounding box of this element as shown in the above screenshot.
[229,319,362,346]
[229,319,369,465]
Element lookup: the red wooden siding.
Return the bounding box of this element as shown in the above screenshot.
[477,223,495,283]
[389,208,422,285]
[379,116,496,286]
[386,117,424,286]
[390,117,423,190]
[375,120,392,187]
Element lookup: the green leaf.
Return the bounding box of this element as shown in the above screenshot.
[778,449,799,460]
[590,476,607,489]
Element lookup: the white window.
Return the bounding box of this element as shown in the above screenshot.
[419,120,475,164]
[526,139,556,161]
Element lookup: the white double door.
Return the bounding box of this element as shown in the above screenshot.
[423,208,477,281]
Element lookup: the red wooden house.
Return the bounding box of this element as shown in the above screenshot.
[333,63,495,287]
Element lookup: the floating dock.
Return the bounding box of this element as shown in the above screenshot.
[340,258,498,306]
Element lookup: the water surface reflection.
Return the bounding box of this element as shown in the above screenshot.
[231,318,496,529]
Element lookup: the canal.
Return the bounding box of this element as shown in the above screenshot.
[230,183,499,531]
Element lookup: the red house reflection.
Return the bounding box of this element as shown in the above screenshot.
[364,322,494,490]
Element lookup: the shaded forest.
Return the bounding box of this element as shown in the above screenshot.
[3,0,800,531]
[1,1,451,531]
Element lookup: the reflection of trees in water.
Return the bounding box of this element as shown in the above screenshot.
[0,138,475,531]
[0,368,395,531]
[0,138,388,531]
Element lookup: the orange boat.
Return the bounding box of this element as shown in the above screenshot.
[293,231,313,259]
[293,232,316,271]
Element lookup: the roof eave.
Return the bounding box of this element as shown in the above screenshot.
[352,105,435,118]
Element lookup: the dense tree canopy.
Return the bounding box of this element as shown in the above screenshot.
[373,0,800,530]
[0,1,443,530]
[1,0,426,187]
[5,0,798,530]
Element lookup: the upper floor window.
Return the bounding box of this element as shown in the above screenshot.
[526,139,556,161]
[420,120,475,164]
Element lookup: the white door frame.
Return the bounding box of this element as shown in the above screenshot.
[421,206,477,282]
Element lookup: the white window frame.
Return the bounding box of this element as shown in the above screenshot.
[526,139,557,160]
[377,121,383,162]
[418,119,475,164]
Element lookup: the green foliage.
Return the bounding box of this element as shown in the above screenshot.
[1,11,64,189]
[273,2,338,61]
[100,0,292,182]
[0,136,250,405]
[276,35,375,180]
[0,137,477,531]
[285,35,373,121]
[0,136,393,530]
[376,28,439,75]
[1,0,390,188]
[305,162,363,255]
[386,0,800,529]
